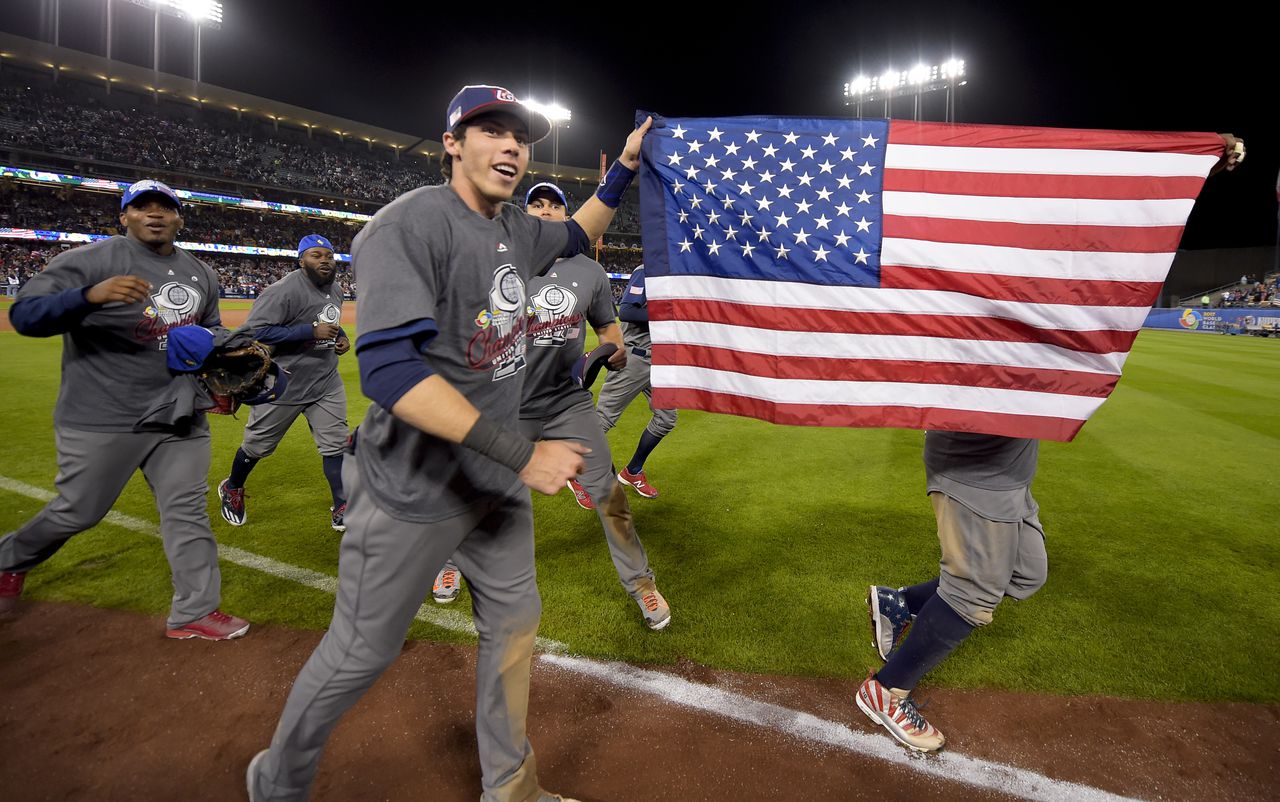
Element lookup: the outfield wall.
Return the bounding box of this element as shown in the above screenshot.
[1144,307,1280,333]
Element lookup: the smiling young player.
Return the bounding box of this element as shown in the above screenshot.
[247,87,651,802]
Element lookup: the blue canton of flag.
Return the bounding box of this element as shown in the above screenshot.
[638,113,889,287]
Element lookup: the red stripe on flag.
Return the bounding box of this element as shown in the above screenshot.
[887,121,1225,157]
[881,169,1206,200]
[654,299,1140,354]
[882,215,1186,253]
[650,387,1086,442]
[651,343,1120,397]
[879,265,1163,307]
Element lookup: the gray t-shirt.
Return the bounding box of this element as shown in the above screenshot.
[923,432,1040,522]
[241,268,344,405]
[352,185,570,522]
[520,254,615,420]
[16,236,220,432]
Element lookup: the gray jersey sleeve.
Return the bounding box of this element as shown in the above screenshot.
[352,221,439,338]
[241,278,295,333]
[16,247,106,299]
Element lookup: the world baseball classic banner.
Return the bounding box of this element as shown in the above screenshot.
[636,113,1227,441]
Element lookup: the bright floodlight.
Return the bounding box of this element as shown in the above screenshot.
[154,0,223,25]
[846,75,871,96]
[941,58,965,79]
[880,70,899,90]
[909,64,930,85]
[525,100,572,124]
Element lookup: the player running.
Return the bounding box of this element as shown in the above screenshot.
[592,263,677,498]
[216,234,352,533]
[0,180,250,640]
[433,182,671,630]
[246,86,650,802]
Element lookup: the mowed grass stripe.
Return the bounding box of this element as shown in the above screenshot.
[1,327,1277,702]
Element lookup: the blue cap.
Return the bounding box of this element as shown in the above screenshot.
[446,85,551,144]
[572,342,619,389]
[241,363,290,406]
[165,325,216,372]
[121,179,182,210]
[525,182,568,209]
[297,235,334,257]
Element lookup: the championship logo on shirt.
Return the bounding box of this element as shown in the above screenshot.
[528,284,582,347]
[137,281,203,349]
[312,303,342,349]
[469,265,527,380]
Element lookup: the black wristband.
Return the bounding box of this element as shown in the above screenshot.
[461,414,536,473]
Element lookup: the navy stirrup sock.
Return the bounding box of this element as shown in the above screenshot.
[626,430,664,474]
[226,448,259,489]
[876,593,976,692]
[901,578,941,615]
[322,455,345,507]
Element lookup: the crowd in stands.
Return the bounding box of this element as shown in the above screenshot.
[1220,277,1279,307]
[0,80,641,242]
[1,182,358,249]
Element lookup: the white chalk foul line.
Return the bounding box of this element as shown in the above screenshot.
[541,655,1140,802]
[0,475,566,653]
[2,474,1137,802]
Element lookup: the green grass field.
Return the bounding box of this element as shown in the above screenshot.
[1,324,1277,703]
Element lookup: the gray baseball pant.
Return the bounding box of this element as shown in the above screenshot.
[520,396,656,596]
[931,491,1048,627]
[0,425,222,628]
[250,459,547,802]
[239,385,348,459]
[595,348,677,438]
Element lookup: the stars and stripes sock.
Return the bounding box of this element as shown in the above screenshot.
[226,448,259,490]
[875,593,975,692]
[901,577,941,615]
[626,430,665,475]
[322,455,345,507]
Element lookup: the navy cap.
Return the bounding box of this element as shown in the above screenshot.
[446,85,551,144]
[525,182,568,209]
[297,234,334,257]
[165,325,216,372]
[572,342,619,389]
[121,179,181,211]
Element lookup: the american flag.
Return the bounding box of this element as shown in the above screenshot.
[636,114,1226,441]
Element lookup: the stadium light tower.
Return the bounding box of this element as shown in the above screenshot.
[524,100,572,175]
[843,57,967,122]
[125,0,223,98]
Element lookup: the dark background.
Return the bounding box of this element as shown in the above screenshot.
[1,0,1275,249]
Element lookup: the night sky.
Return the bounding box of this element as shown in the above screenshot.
[1,0,1275,248]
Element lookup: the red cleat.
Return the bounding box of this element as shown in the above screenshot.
[617,467,659,499]
[0,571,25,615]
[166,610,251,640]
[567,478,595,510]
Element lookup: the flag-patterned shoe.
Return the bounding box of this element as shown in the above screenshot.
[0,571,26,615]
[855,674,945,752]
[567,478,595,510]
[867,585,914,661]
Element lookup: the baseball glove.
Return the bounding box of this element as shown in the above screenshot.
[198,341,285,414]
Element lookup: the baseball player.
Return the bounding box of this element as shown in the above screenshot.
[860,433,1043,752]
[246,86,650,802]
[433,183,671,630]
[593,263,677,498]
[216,234,351,532]
[858,135,1248,753]
[0,180,250,640]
